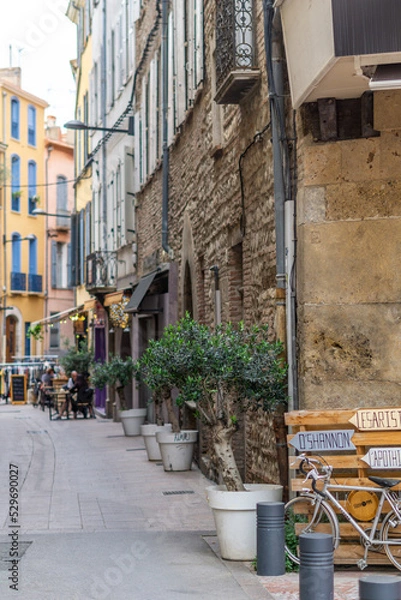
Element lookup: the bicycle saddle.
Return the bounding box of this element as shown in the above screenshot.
[368,476,401,488]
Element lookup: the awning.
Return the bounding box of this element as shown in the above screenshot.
[31,305,84,327]
[104,291,125,307]
[124,272,157,313]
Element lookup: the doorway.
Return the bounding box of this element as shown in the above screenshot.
[6,316,17,362]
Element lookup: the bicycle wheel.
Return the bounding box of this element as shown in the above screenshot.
[285,494,339,565]
[381,510,401,570]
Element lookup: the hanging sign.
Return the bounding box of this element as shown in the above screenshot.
[349,409,401,431]
[289,429,355,452]
[361,447,401,470]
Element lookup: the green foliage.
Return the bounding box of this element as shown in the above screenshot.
[59,340,94,376]
[137,314,287,422]
[27,323,43,341]
[91,355,137,410]
[285,508,307,572]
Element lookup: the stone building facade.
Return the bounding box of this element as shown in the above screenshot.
[69,0,401,485]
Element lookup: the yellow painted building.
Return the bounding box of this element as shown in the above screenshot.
[0,67,47,361]
[67,3,95,343]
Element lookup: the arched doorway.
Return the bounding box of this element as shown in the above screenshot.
[6,316,17,362]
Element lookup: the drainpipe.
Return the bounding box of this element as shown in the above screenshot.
[263,0,298,411]
[2,91,7,362]
[161,0,173,258]
[44,145,53,355]
[101,0,108,251]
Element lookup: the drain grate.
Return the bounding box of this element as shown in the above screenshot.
[155,462,163,466]
[0,541,32,571]
[162,490,195,496]
[26,430,48,434]
[126,448,146,452]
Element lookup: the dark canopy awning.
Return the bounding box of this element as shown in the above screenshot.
[124,272,157,313]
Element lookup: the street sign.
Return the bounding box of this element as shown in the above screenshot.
[349,409,401,431]
[289,429,355,452]
[361,447,401,469]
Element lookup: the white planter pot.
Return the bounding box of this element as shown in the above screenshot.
[120,408,147,436]
[141,423,172,461]
[206,483,283,560]
[155,430,198,471]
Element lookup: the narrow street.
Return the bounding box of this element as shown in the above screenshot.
[0,403,269,600]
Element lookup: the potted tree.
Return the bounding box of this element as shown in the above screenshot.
[59,340,94,376]
[91,355,147,436]
[137,314,287,559]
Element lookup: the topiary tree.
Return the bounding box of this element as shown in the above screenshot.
[91,354,137,411]
[137,314,288,492]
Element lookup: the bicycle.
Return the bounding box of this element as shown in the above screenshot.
[285,454,401,570]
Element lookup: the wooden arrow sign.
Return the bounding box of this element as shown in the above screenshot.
[289,429,355,452]
[349,409,401,431]
[361,447,401,469]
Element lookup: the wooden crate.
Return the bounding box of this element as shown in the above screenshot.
[285,408,401,566]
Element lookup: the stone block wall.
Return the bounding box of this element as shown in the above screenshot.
[133,0,282,485]
[297,90,401,409]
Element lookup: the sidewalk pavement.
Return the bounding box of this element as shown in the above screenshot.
[0,401,398,599]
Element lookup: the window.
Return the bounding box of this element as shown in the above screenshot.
[51,241,69,288]
[28,160,37,214]
[11,155,21,212]
[49,314,60,349]
[28,105,36,146]
[29,236,37,275]
[11,233,21,273]
[11,98,20,139]
[56,175,69,226]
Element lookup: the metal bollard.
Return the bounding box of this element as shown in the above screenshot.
[256,502,285,576]
[359,576,401,600]
[299,533,333,600]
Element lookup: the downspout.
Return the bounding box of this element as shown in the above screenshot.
[101,0,108,251]
[263,0,298,411]
[161,0,173,257]
[2,91,7,362]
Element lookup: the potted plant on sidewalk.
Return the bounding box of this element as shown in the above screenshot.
[137,315,287,559]
[91,355,146,436]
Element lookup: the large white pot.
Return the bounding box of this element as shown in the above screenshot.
[141,423,172,461]
[206,483,283,560]
[155,430,198,471]
[120,408,147,436]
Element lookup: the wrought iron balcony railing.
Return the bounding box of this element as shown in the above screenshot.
[10,272,26,292]
[86,251,117,293]
[28,274,43,293]
[215,0,260,104]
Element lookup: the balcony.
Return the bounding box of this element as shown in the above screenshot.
[280,0,401,108]
[10,272,26,292]
[28,274,43,293]
[215,0,260,104]
[86,251,117,294]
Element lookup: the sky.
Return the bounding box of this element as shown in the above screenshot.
[0,0,77,129]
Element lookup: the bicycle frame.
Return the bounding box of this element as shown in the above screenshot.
[307,480,401,547]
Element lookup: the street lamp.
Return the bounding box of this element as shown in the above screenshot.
[64,116,134,136]
[32,208,72,218]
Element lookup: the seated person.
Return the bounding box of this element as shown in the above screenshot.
[69,372,95,419]
[54,371,78,419]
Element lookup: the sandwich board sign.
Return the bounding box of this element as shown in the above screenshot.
[289,429,355,452]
